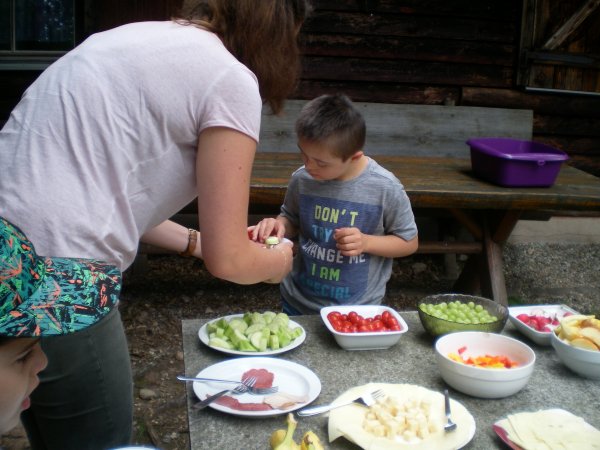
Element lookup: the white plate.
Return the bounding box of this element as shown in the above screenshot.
[198,314,306,356]
[328,383,476,449]
[192,357,321,417]
[508,304,579,346]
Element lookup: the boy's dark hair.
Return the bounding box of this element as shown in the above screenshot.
[295,94,366,161]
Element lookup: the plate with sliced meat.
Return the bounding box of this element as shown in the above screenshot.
[191,357,321,417]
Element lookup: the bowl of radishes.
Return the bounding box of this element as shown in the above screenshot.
[508,304,579,346]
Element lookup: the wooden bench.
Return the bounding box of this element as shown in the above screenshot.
[144,101,600,306]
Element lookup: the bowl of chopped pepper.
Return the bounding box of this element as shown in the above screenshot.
[434,331,536,398]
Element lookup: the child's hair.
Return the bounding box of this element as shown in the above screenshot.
[295,94,366,161]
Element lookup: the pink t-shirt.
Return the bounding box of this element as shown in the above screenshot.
[0,21,262,270]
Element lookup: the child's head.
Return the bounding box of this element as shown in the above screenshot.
[0,217,121,433]
[295,94,366,161]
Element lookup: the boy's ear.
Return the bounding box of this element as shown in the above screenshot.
[350,150,364,161]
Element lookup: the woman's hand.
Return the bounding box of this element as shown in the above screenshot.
[264,240,294,284]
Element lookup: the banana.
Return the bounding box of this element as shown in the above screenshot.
[300,430,325,450]
[270,429,287,449]
[272,413,300,450]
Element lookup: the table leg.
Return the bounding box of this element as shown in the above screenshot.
[452,210,521,305]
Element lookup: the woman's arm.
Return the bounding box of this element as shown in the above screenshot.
[140,220,202,258]
[195,126,292,284]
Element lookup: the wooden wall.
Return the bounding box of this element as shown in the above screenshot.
[294,0,600,177]
[1,0,599,176]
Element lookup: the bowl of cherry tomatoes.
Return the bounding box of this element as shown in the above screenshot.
[320,305,408,350]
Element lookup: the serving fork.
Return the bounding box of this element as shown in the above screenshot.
[297,389,384,417]
[193,377,257,410]
[177,374,278,395]
[443,389,457,432]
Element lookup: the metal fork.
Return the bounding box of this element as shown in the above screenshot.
[177,374,278,395]
[443,389,457,432]
[297,389,385,417]
[193,377,257,410]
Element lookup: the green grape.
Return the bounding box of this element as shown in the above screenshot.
[421,300,499,325]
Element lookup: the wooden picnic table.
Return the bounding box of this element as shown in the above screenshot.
[248,154,600,305]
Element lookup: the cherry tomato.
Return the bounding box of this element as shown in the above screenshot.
[348,311,359,324]
[372,320,384,331]
[327,311,341,322]
[327,309,402,333]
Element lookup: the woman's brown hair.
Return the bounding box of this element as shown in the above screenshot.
[175,0,312,115]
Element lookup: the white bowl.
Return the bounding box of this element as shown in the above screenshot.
[320,305,408,350]
[508,304,579,346]
[551,330,600,379]
[435,331,536,398]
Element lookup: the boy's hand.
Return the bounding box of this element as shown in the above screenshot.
[334,227,366,256]
[248,218,286,243]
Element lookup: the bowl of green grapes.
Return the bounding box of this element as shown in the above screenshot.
[418,293,508,337]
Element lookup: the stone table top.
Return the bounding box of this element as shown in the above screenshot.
[182,312,600,449]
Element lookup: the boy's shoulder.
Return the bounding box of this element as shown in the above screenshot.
[365,158,403,185]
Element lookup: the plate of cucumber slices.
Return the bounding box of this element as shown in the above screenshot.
[198,311,306,356]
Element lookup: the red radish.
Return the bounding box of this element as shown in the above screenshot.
[516,309,574,333]
[517,314,530,324]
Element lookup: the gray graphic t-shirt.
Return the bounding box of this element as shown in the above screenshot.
[280,158,418,314]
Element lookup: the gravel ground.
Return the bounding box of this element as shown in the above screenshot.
[2,242,599,450]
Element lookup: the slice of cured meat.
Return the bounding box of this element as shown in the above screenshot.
[242,368,274,389]
[214,395,272,411]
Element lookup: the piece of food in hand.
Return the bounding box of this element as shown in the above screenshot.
[265,236,280,248]
[263,392,309,410]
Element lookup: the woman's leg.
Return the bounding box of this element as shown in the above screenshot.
[21,307,133,450]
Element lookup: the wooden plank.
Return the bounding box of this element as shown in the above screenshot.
[259,101,533,158]
[301,34,515,65]
[534,115,600,138]
[301,56,514,88]
[249,153,600,212]
[294,81,460,105]
[481,217,508,305]
[312,0,521,21]
[534,135,600,156]
[542,0,600,50]
[461,87,600,117]
[416,241,481,254]
[304,11,516,42]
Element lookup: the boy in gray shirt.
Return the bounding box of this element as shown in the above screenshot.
[251,94,418,314]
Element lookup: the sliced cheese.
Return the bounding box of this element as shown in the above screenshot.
[498,409,600,450]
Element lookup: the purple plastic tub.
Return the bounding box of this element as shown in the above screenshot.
[467,138,569,187]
